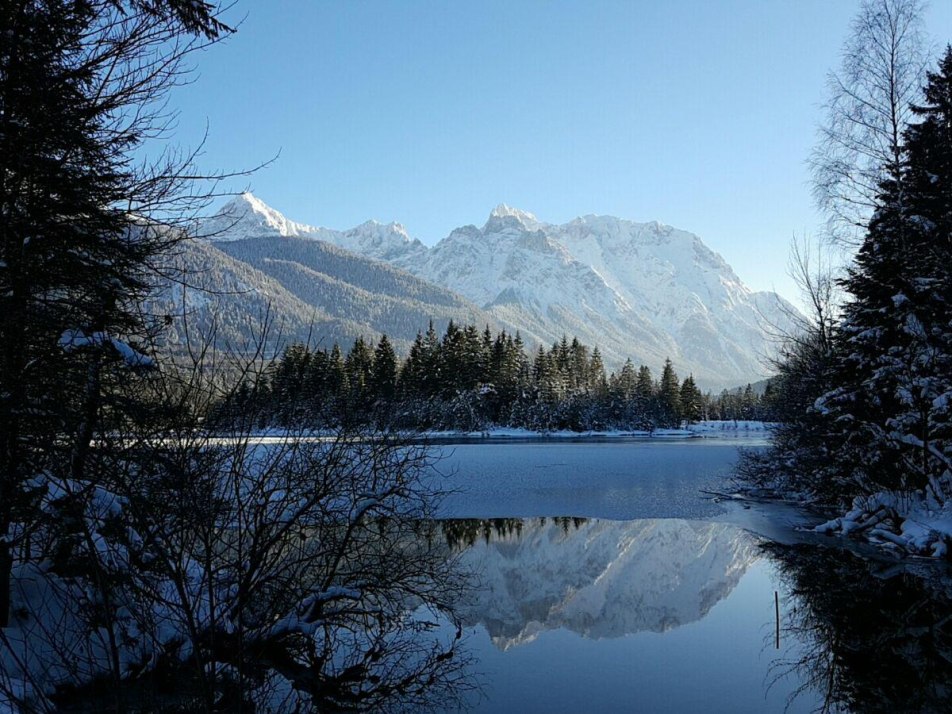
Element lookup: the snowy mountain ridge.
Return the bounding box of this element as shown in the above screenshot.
[201,194,797,388]
[454,518,759,650]
[200,192,318,240]
[202,193,428,263]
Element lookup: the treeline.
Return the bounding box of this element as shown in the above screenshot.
[215,321,776,432]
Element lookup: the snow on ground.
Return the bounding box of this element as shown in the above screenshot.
[230,421,774,444]
[814,491,952,559]
[423,421,773,440]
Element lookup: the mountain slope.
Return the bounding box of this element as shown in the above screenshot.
[148,240,342,355]
[214,236,498,346]
[148,238,496,358]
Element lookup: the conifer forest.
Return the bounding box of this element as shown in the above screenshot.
[227,323,770,433]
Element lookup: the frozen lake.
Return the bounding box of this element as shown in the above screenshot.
[430,437,763,520]
[428,438,952,713]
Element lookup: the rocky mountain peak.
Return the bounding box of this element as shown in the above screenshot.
[486,204,541,231]
[196,196,798,388]
[200,192,317,241]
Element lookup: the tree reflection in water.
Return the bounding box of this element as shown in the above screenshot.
[441,517,586,550]
[764,543,952,713]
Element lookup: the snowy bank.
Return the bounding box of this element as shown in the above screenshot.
[814,492,952,559]
[409,421,774,440]
[233,421,775,443]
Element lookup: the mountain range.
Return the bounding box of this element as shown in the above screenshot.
[452,518,759,650]
[161,192,796,389]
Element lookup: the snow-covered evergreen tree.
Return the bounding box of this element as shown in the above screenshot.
[818,47,952,502]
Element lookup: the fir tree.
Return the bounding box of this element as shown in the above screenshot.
[0,0,230,626]
[589,347,608,397]
[371,335,398,404]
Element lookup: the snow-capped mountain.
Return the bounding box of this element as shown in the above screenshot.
[451,518,759,650]
[393,205,796,387]
[200,195,797,387]
[201,193,427,262]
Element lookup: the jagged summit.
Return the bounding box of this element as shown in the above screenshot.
[486,203,542,231]
[350,219,413,242]
[200,193,427,262]
[200,192,319,241]
[490,203,539,222]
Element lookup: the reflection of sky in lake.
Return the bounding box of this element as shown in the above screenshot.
[428,441,952,712]
[447,517,821,713]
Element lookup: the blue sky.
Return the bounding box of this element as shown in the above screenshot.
[170,1,952,304]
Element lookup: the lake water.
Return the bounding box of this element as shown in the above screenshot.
[426,437,952,713]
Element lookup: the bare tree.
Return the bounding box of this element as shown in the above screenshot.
[1,314,475,712]
[785,236,840,352]
[810,0,930,248]
[0,0,244,631]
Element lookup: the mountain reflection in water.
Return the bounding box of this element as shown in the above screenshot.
[442,517,759,649]
[440,519,952,713]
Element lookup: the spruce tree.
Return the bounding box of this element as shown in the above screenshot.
[399,331,427,400]
[589,347,608,397]
[629,365,654,427]
[821,47,952,500]
[345,337,374,406]
[371,334,398,404]
[680,375,702,423]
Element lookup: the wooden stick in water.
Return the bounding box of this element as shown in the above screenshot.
[774,591,780,649]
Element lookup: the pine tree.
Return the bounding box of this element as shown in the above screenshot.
[327,343,349,404]
[569,338,588,392]
[741,384,757,420]
[421,320,441,397]
[371,334,398,404]
[589,347,608,397]
[628,365,654,427]
[399,331,427,400]
[613,359,637,400]
[680,375,702,423]
[345,337,374,403]
[271,343,310,424]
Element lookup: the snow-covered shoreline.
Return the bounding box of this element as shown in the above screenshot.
[237,420,774,442]
[426,420,773,439]
[731,485,952,561]
[812,492,952,559]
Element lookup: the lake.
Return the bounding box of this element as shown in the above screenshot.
[425,437,952,713]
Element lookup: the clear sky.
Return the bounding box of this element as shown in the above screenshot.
[170,0,952,305]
